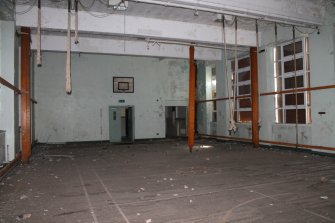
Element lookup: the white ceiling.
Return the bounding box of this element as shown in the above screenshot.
[16,0,218,24]
[15,0,262,30]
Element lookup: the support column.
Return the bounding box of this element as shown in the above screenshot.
[188,46,195,152]
[21,27,31,163]
[250,47,259,148]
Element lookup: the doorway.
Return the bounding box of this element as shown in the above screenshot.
[109,106,134,143]
[165,106,187,138]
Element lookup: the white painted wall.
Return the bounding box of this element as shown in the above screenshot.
[16,6,257,48]
[231,7,335,150]
[34,52,189,143]
[159,0,325,25]
[0,20,19,161]
[196,6,335,152]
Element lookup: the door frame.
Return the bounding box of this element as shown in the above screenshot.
[109,105,135,143]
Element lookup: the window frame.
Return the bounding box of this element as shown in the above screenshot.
[274,37,311,124]
[232,56,252,123]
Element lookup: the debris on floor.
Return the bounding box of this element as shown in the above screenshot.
[16,213,31,221]
[20,195,28,200]
[320,196,329,200]
[320,176,327,183]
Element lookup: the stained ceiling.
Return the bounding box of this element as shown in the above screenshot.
[14,0,264,30]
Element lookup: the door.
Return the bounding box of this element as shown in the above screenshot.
[109,106,122,142]
[126,107,133,141]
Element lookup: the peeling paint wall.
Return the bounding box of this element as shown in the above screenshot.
[0,20,19,161]
[255,6,335,149]
[198,5,335,152]
[34,52,189,143]
[196,61,207,134]
[196,61,219,135]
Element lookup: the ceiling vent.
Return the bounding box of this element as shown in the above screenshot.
[108,0,128,11]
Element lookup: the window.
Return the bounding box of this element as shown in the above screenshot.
[211,67,217,122]
[231,56,252,123]
[274,38,311,124]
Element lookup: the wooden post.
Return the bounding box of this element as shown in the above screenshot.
[250,47,259,148]
[21,27,32,163]
[188,46,195,152]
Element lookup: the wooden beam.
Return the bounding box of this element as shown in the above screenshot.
[196,94,251,103]
[0,153,21,178]
[199,134,252,143]
[199,135,335,152]
[260,84,335,96]
[188,46,195,152]
[0,76,21,94]
[250,47,259,148]
[21,27,32,164]
[260,140,335,152]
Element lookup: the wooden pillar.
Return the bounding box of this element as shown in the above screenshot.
[188,46,195,152]
[250,47,259,148]
[21,27,31,163]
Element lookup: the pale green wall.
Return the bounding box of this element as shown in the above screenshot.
[34,52,189,142]
[196,6,335,152]
[0,20,19,161]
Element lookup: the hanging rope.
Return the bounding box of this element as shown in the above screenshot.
[255,20,261,127]
[36,0,41,66]
[222,16,233,133]
[74,0,79,44]
[66,0,72,94]
[228,17,238,133]
[222,15,236,132]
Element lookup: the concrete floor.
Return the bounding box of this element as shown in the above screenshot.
[0,139,335,223]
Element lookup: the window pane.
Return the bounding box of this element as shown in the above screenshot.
[239,98,251,108]
[275,77,282,91]
[212,112,217,122]
[275,109,283,123]
[231,61,235,71]
[284,58,303,73]
[238,58,250,69]
[238,71,250,82]
[284,76,304,89]
[285,109,306,124]
[275,62,282,77]
[213,101,217,111]
[276,46,281,60]
[283,41,303,57]
[275,94,283,108]
[239,111,252,122]
[238,85,251,95]
[285,93,304,105]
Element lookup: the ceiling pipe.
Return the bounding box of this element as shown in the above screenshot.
[35,29,251,52]
[129,0,320,28]
[147,39,250,52]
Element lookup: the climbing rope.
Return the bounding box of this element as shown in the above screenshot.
[229,17,238,133]
[74,0,79,44]
[255,20,261,127]
[222,15,237,133]
[36,0,41,66]
[66,0,72,94]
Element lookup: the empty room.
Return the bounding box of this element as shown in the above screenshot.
[1,0,335,222]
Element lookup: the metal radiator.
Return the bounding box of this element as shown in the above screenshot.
[0,131,5,166]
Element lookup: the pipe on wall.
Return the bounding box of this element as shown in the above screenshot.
[21,27,32,164]
[188,46,196,152]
